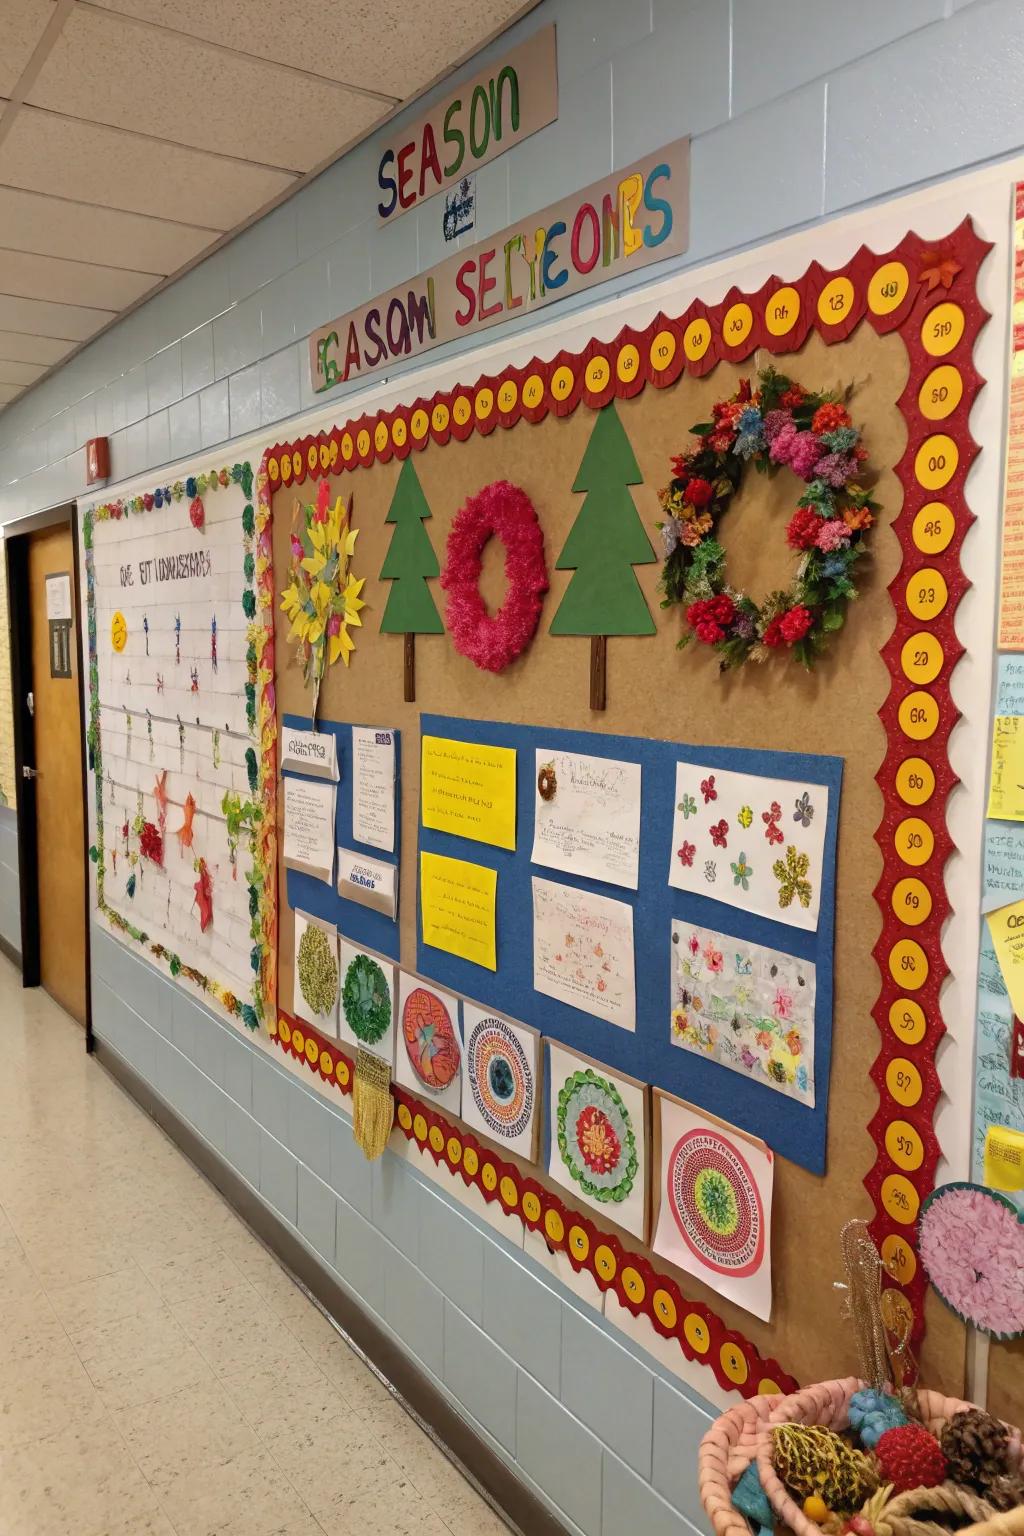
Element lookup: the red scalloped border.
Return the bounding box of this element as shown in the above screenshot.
[261,220,990,1386]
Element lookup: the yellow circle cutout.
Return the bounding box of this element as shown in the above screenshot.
[818,276,855,326]
[765,286,800,335]
[723,302,753,345]
[453,395,472,425]
[594,1244,617,1282]
[307,445,318,472]
[912,502,954,555]
[319,1049,333,1076]
[905,567,948,620]
[759,1378,784,1397]
[428,1125,444,1153]
[617,344,640,382]
[889,997,927,1046]
[336,1060,350,1087]
[569,1224,590,1261]
[499,1175,518,1208]
[683,1313,710,1353]
[267,456,280,483]
[895,757,936,806]
[411,409,429,440]
[497,380,518,414]
[474,387,494,420]
[892,876,932,926]
[355,430,370,457]
[901,632,944,686]
[447,1136,462,1165]
[392,416,407,447]
[374,420,389,452]
[111,611,127,652]
[922,302,965,357]
[888,938,928,990]
[341,432,354,462]
[305,1037,318,1064]
[720,1344,749,1386]
[278,1018,291,1045]
[431,402,450,433]
[328,438,339,466]
[683,319,710,362]
[481,1162,497,1191]
[868,261,910,316]
[915,434,958,491]
[881,1174,920,1226]
[885,1118,925,1171]
[881,1287,915,1337]
[585,356,611,393]
[886,1057,924,1107]
[881,1233,918,1285]
[653,1289,677,1330]
[397,1103,412,1132]
[522,374,544,408]
[621,1266,646,1304]
[463,1147,479,1177]
[896,816,935,867]
[919,365,963,421]
[897,691,940,741]
[412,1113,427,1142]
[651,329,678,371]
[522,1191,541,1223]
[291,449,303,479]
[543,1207,564,1244]
[551,365,575,398]
[318,442,330,470]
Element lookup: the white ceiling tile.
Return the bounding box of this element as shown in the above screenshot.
[0,248,157,308]
[0,186,217,274]
[0,107,298,228]
[89,0,534,97]
[0,359,46,386]
[0,0,55,96]
[0,385,25,405]
[27,7,388,171]
[0,329,73,364]
[0,294,115,341]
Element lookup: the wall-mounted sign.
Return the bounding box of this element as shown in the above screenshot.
[311,138,690,397]
[377,25,557,226]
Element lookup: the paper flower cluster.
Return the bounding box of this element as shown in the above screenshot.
[280,479,365,716]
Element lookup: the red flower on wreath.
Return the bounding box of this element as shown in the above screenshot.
[812,402,851,434]
[786,506,822,550]
[683,477,713,508]
[686,594,736,644]
[575,1105,621,1174]
[677,840,696,867]
[440,481,548,673]
[709,819,728,848]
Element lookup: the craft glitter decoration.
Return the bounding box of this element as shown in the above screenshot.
[556,1068,638,1205]
[279,479,365,721]
[296,923,339,1019]
[439,480,548,672]
[341,952,392,1046]
[658,369,878,669]
[466,1014,534,1141]
[666,1127,766,1278]
[402,985,461,1091]
[917,1181,1024,1338]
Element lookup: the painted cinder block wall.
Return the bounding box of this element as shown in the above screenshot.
[0,0,1019,1530]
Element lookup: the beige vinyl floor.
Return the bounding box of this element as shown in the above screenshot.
[0,956,511,1536]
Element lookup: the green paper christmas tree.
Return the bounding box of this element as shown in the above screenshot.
[550,402,656,638]
[379,458,443,700]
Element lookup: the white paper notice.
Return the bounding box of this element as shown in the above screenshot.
[283,776,336,883]
[532,876,636,1030]
[352,726,396,851]
[45,572,72,621]
[280,726,339,781]
[338,846,398,918]
[532,748,641,889]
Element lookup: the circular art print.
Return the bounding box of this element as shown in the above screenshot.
[556,1068,638,1206]
[402,985,461,1092]
[918,1181,1024,1339]
[666,1128,765,1278]
[341,953,391,1046]
[466,1015,534,1141]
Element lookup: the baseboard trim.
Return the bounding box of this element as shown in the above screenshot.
[0,932,22,970]
[93,1038,567,1536]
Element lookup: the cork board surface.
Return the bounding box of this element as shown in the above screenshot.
[271,324,969,1394]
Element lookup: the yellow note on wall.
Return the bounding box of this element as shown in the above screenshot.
[984,1124,1024,1192]
[421,735,516,850]
[421,850,497,970]
[987,716,1024,821]
[986,898,1024,1021]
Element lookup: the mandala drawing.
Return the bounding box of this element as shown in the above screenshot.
[667,1128,765,1278]
[466,1015,534,1140]
[556,1067,637,1205]
[402,985,461,1091]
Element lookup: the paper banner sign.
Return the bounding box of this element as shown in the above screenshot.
[421,850,497,970]
[546,1040,648,1241]
[337,937,396,1063]
[352,725,396,852]
[293,910,339,1031]
[668,761,828,932]
[280,725,339,781]
[337,846,398,919]
[652,1091,774,1322]
[531,747,641,889]
[460,1004,540,1160]
[395,972,463,1116]
[283,776,336,884]
[532,876,635,1031]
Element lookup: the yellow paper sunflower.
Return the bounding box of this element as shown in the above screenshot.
[280,480,365,719]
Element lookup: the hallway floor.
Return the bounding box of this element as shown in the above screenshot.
[0,957,511,1536]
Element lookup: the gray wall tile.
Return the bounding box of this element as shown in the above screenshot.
[371,1153,419,1261]
[652,1378,714,1520]
[252,1053,291,1142]
[384,1248,444,1379]
[146,343,182,414]
[482,1243,561,1396]
[418,1187,484,1322]
[517,1374,603,1536]
[181,324,215,396]
[335,1196,387,1308]
[259,1129,298,1226]
[443,1302,517,1452]
[603,1450,701,1536]
[169,394,202,462]
[199,379,230,448]
[328,1111,373,1217]
[224,1100,261,1187]
[297,1165,338,1264]
[286,1081,333,1181]
[561,1306,654,1478]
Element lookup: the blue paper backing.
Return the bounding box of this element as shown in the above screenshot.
[417,713,842,1174]
[283,714,400,961]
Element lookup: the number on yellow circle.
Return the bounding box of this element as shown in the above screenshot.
[522,1190,539,1222]
[889,997,927,1045]
[886,1056,924,1107]
[397,1103,412,1131]
[651,329,677,370]
[453,395,472,424]
[292,1028,304,1054]
[431,402,450,433]
[447,1136,461,1163]
[569,1224,589,1260]
[621,1266,645,1303]
[463,1147,479,1176]
[543,1207,563,1243]
[356,429,370,457]
[817,276,854,326]
[888,938,928,990]
[723,302,753,345]
[307,444,318,471]
[765,286,800,336]
[898,691,940,742]
[882,1173,921,1226]
[336,1060,350,1086]
[411,408,429,440]
[919,365,963,421]
[412,1113,427,1141]
[551,365,574,397]
[683,1313,710,1353]
[653,1289,677,1329]
[617,344,640,381]
[328,438,339,466]
[896,816,935,867]
[868,261,909,316]
[523,374,544,408]
[683,319,710,362]
[497,381,517,414]
[320,1049,333,1075]
[905,567,948,621]
[110,611,128,652]
[885,1118,925,1171]
[881,1287,916,1340]
[474,388,494,420]
[912,502,954,555]
[429,1125,444,1152]
[481,1161,497,1190]
[923,302,965,357]
[291,449,303,478]
[901,632,944,686]
[720,1343,749,1386]
[267,455,280,482]
[895,756,936,807]
[585,356,611,392]
[594,1244,617,1281]
[892,876,932,927]
[499,1175,517,1207]
[319,442,330,470]
[881,1233,918,1285]
[915,434,958,491]
[341,432,354,461]
[374,420,389,452]
[392,417,407,447]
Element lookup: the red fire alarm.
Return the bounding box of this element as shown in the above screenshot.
[85,436,110,484]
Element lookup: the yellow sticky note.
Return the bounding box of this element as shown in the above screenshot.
[987,716,1024,821]
[421,850,497,970]
[421,735,516,850]
[986,899,1024,1020]
[984,1124,1024,1192]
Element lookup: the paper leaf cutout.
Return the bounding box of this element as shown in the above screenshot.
[153,769,168,820]
[176,793,196,853]
[193,858,213,932]
[379,458,444,635]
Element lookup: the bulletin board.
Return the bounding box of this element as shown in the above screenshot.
[263,217,987,1400]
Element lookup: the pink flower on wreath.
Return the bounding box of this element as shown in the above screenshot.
[789,431,825,480]
[762,409,791,444]
[815,451,858,488]
[677,841,696,868]
[769,422,798,465]
[816,519,853,552]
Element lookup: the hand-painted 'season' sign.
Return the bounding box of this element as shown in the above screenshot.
[377,26,558,225]
[310,140,690,396]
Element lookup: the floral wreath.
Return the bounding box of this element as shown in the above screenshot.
[440,480,548,673]
[658,368,878,668]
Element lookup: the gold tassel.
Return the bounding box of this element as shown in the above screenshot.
[353,1048,394,1161]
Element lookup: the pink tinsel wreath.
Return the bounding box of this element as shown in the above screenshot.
[918,1181,1024,1338]
[440,481,548,673]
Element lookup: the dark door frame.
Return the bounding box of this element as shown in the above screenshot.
[5,500,93,1051]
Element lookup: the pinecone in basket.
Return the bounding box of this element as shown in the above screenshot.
[986,1472,1024,1512]
[939,1409,1011,1492]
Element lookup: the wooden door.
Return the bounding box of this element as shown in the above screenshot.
[27,525,85,1025]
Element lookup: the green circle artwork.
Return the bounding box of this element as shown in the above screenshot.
[556,1068,637,1205]
[297,923,338,1018]
[342,953,392,1044]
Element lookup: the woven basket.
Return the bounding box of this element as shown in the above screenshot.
[698,1376,1023,1536]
